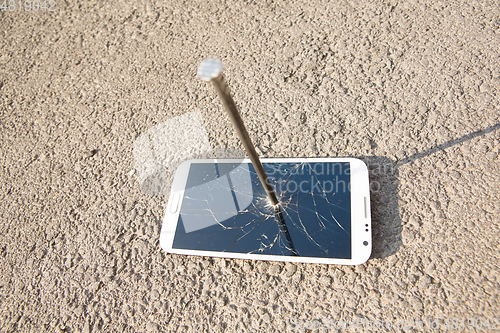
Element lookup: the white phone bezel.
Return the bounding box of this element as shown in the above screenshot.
[159,157,371,265]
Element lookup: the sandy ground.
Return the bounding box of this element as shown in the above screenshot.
[1,0,499,332]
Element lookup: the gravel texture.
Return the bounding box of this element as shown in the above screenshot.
[0,0,499,332]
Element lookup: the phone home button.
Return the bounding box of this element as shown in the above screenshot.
[169,193,181,214]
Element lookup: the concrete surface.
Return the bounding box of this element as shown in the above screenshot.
[0,0,499,331]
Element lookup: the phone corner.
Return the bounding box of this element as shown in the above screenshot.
[352,245,372,265]
[349,157,369,170]
[176,159,193,171]
[353,255,372,266]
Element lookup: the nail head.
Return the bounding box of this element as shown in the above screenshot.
[197,58,223,81]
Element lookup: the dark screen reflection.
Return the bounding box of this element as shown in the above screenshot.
[172,162,352,259]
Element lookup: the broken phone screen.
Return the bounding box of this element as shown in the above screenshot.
[172,162,352,259]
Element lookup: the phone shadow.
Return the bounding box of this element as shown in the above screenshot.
[354,122,500,259]
[356,156,401,259]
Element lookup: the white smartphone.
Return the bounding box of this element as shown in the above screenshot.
[160,158,371,265]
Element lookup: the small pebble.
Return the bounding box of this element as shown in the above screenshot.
[242,262,253,272]
[319,275,332,286]
[82,320,90,333]
[146,322,158,332]
[419,275,432,289]
[84,149,98,158]
[268,263,282,275]
[409,296,424,311]
[284,264,297,278]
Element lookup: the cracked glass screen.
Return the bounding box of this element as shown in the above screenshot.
[172,162,352,259]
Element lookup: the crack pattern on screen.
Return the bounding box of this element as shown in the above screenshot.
[174,162,352,259]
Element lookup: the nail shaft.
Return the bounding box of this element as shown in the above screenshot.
[198,58,297,255]
[210,74,279,206]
